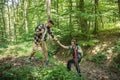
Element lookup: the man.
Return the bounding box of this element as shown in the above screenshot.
[29,20,56,65]
[56,39,83,76]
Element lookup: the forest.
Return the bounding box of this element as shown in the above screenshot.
[0,0,120,80]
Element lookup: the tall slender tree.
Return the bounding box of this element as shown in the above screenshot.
[93,0,99,34]
[12,0,17,42]
[78,0,88,34]
[23,0,28,33]
[6,0,12,41]
[54,0,59,28]
[0,1,2,42]
[69,0,72,28]
[1,0,6,42]
[118,0,120,18]
[46,0,51,20]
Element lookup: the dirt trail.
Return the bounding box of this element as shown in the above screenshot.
[81,61,120,80]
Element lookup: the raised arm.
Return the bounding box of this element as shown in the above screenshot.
[57,40,69,49]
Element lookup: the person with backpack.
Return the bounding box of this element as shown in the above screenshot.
[56,39,83,76]
[29,20,57,66]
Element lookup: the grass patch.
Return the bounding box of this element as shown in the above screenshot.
[0,62,87,80]
[90,52,107,64]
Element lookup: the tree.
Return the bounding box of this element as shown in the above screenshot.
[6,0,12,42]
[54,0,59,28]
[46,0,51,20]
[118,0,120,18]
[12,0,17,42]
[0,0,6,42]
[0,0,120,44]
[23,0,28,34]
[69,0,72,28]
[79,0,88,33]
[93,0,99,34]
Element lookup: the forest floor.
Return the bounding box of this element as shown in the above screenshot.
[0,27,120,80]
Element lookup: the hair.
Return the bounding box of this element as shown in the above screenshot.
[48,20,54,25]
[71,39,78,45]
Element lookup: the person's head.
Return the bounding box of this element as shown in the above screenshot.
[71,39,77,47]
[46,20,54,28]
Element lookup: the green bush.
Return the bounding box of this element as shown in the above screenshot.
[91,52,107,64]
[112,38,120,71]
[37,64,87,80]
[110,55,120,73]
[0,42,8,48]
[113,38,120,53]
[0,63,87,80]
[112,54,120,71]
[78,39,99,47]
[0,65,34,80]
[48,41,58,56]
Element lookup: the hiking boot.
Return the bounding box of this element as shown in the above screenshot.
[29,57,32,60]
[26,57,32,63]
[45,60,51,66]
[78,73,81,77]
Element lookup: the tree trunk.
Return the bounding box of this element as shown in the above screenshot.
[99,11,104,28]
[24,0,28,34]
[56,0,59,28]
[69,0,72,27]
[79,0,84,30]
[93,0,99,34]
[0,1,2,42]
[6,1,11,41]
[79,0,88,34]
[118,0,120,18]
[12,0,17,42]
[46,0,51,20]
[1,0,6,42]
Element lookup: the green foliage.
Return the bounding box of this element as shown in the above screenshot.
[113,53,120,64]
[111,38,120,71]
[113,38,120,53]
[37,64,87,80]
[91,52,107,64]
[17,32,33,43]
[78,39,99,47]
[0,42,8,48]
[48,49,57,56]
[0,42,8,54]
[0,65,34,80]
[48,41,58,56]
[34,51,44,59]
[110,55,120,73]
[0,41,32,56]
[0,63,87,80]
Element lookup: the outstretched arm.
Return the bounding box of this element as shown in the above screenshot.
[57,40,69,49]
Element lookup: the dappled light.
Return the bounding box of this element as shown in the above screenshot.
[0,0,120,80]
[115,22,120,27]
[91,41,114,61]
